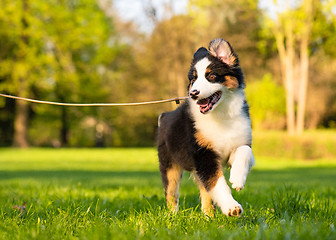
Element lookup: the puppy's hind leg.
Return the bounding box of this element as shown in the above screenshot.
[228,145,255,191]
[163,163,183,212]
[159,146,183,212]
[195,176,214,216]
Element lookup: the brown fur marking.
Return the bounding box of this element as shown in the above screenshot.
[198,180,214,216]
[228,55,237,65]
[195,131,213,149]
[166,163,183,211]
[224,76,239,89]
[223,76,239,89]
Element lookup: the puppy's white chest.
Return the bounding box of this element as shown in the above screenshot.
[194,113,251,161]
[189,90,252,160]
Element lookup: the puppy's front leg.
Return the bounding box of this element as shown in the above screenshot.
[208,174,243,216]
[228,145,255,191]
[196,164,243,217]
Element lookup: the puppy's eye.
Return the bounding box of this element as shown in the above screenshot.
[209,74,216,80]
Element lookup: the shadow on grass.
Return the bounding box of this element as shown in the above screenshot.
[1,165,335,187]
[0,170,162,191]
[0,170,159,180]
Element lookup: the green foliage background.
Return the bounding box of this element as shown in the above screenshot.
[0,0,336,147]
[246,74,286,130]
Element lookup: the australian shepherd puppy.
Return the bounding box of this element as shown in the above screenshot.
[157,39,255,217]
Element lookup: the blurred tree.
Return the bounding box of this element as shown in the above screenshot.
[0,0,51,147]
[108,14,196,146]
[0,0,126,147]
[140,14,196,99]
[310,0,336,128]
[274,0,313,134]
[40,0,117,146]
[260,0,336,134]
[13,0,30,148]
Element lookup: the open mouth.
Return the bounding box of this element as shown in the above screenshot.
[196,91,222,114]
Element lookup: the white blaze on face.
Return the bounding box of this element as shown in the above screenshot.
[189,58,223,100]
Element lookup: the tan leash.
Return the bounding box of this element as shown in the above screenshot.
[0,93,189,107]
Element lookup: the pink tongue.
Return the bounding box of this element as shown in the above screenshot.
[200,103,212,113]
[197,98,210,107]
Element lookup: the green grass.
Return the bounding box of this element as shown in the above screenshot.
[0,148,335,239]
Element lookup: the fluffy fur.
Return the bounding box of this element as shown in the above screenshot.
[157,39,255,216]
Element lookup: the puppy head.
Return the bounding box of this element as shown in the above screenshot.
[188,39,244,114]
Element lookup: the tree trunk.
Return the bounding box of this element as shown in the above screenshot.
[13,99,29,147]
[60,106,69,146]
[272,0,314,135]
[296,38,309,133]
[285,8,296,134]
[274,21,295,134]
[296,0,313,133]
[13,0,30,147]
[284,55,296,135]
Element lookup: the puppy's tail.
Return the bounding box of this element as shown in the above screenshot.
[158,113,165,128]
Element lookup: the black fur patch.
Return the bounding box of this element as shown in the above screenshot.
[158,102,221,191]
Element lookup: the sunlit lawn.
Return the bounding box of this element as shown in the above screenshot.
[0,148,335,239]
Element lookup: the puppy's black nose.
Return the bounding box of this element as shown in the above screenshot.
[189,89,200,99]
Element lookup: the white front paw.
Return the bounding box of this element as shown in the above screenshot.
[229,145,254,191]
[221,199,243,217]
[208,176,243,217]
[229,168,246,191]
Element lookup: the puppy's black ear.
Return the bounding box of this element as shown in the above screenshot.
[208,39,238,66]
[193,47,208,61]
